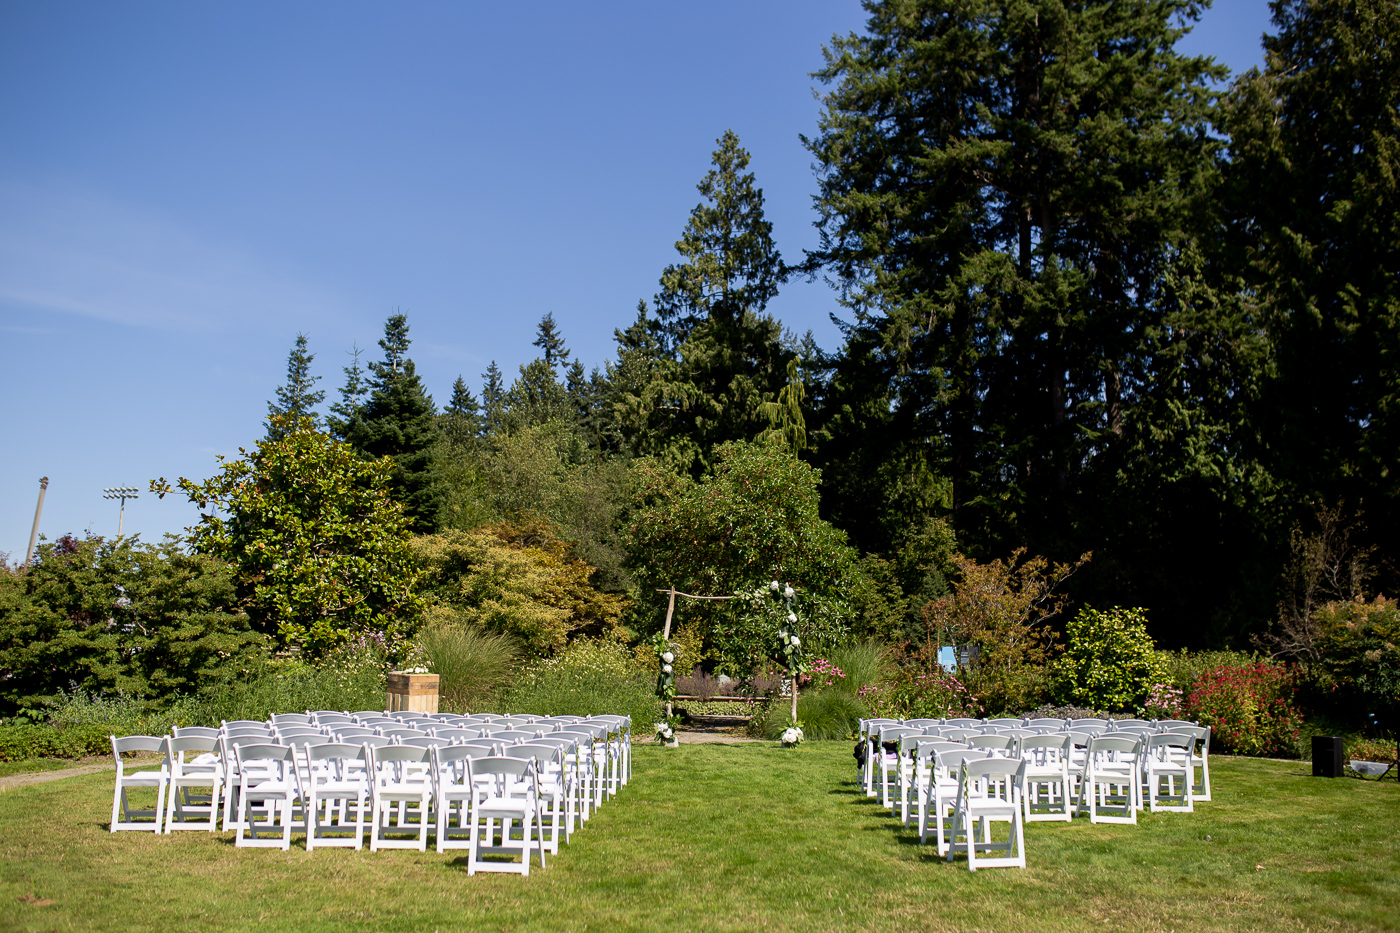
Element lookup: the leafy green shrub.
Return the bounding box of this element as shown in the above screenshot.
[0,533,265,717]
[156,418,428,658]
[1315,597,1400,716]
[505,638,661,726]
[858,667,981,720]
[1052,607,1168,714]
[414,622,518,714]
[0,723,116,761]
[193,640,386,723]
[1185,661,1304,756]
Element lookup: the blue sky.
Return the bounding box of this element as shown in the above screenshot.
[0,0,1275,556]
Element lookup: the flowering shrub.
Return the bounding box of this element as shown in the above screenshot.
[1186,661,1303,756]
[858,667,981,720]
[1346,735,1397,764]
[1143,682,1185,720]
[806,658,847,690]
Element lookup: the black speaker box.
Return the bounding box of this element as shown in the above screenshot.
[1312,735,1345,777]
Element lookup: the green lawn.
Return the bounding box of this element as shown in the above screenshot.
[2,742,1396,932]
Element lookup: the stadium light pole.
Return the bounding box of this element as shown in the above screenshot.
[24,477,49,566]
[102,486,140,537]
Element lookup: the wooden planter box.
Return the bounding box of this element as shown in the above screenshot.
[386,672,440,714]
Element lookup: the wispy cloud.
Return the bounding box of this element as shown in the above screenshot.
[0,181,341,334]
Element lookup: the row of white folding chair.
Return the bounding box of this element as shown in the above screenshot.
[913,731,1197,831]
[240,740,564,874]
[265,734,590,854]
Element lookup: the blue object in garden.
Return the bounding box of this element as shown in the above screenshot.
[938,647,956,672]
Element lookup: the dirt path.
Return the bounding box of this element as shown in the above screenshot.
[675,714,763,745]
[0,761,115,792]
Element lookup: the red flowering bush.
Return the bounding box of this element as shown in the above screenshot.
[1185,661,1303,756]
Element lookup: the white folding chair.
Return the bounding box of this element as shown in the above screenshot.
[1179,724,1212,801]
[234,744,300,850]
[859,718,900,795]
[924,745,991,851]
[163,735,222,833]
[432,745,491,852]
[590,715,632,786]
[109,735,169,833]
[1078,735,1141,824]
[946,757,1027,871]
[875,726,922,810]
[467,757,547,876]
[367,744,433,852]
[505,744,571,853]
[1143,732,1195,813]
[302,743,369,851]
[1019,733,1074,822]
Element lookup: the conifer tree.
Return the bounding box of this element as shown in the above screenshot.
[504,358,571,431]
[1224,0,1400,540]
[265,333,325,441]
[639,131,795,473]
[806,0,1223,553]
[343,313,443,532]
[532,313,571,370]
[442,376,482,448]
[326,343,369,442]
[482,361,506,436]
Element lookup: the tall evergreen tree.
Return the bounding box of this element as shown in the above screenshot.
[806,0,1223,550]
[532,313,571,370]
[482,361,507,436]
[441,375,482,448]
[640,130,795,473]
[598,301,670,455]
[1224,0,1400,559]
[655,130,784,347]
[265,333,325,441]
[342,313,443,532]
[326,343,369,442]
[504,358,572,431]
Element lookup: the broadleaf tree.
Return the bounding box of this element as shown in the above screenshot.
[152,416,424,658]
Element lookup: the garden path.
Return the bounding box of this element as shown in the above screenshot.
[675,714,761,744]
[0,761,115,792]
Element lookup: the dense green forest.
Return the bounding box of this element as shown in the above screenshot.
[2,0,1397,745]
[279,0,1392,655]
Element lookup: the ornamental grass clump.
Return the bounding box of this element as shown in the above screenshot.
[1186,660,1304,757]
[822,639,891,695]
[413,621,518,714]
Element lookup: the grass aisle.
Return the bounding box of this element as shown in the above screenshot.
[1,742,1397,932]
